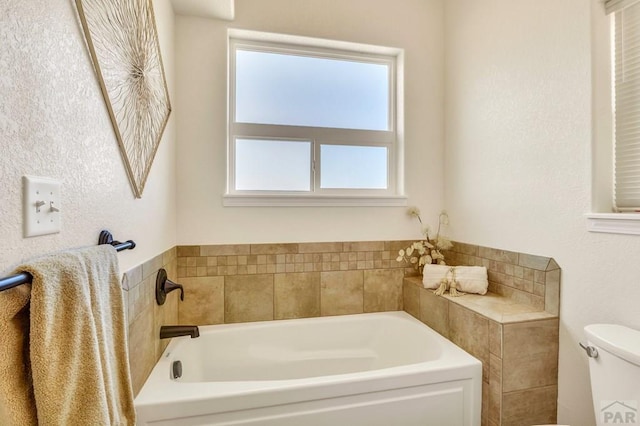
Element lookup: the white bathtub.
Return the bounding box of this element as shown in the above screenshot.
[135,311,481,426]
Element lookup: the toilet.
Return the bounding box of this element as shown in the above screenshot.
[582,324,640,426]
[536,323,640,426]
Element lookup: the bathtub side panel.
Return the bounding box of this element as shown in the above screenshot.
[136,379,478,426]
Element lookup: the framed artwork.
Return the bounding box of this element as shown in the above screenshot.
[76,0,171,198]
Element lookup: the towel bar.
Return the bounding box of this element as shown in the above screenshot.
[0,230,136,293]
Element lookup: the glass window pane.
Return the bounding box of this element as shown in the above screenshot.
[235,139,311,191]
[235,49,389,131]
[320,145,388,189]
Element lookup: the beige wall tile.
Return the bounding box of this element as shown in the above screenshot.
[363,269,404,312]
[343,241,385,252]
[489,320,502,358]
[547,258,560,271]
[419,288,449,338]
[250,243,298,255]
[154,259,179,356]
[534,269,545,284]
[298,242,343,253]
[384,240,415,253]
[127,276,154,326]
[501,311,557,323]
[320,270,363,316]
[177,246,200,257]
[478,246,519,264]
[225,274,274,323]
[491,284,544,311]
[122,264,142,291]
[501,385,557,426]
[518,253,551,270]
[162,247,177,266]
[489,271,514,288]
[513,265,524,279]
[482,380,489,426]
[489,354,502,425]
[403,278,420,319]
[178,276,224,325]
[200,244,250,257]
[491,261,514,276]
[154,289,179,358]
[126,282,139,327]
[533,283,545,297]
[502,319,559,392]
[545,269,561,315]
[274,272,320,319]
[449,303,489,382]
[142,254,164,280]
[449,241,480,256]
[128,303,155,396]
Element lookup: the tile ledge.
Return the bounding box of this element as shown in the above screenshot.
[403,277,557,324]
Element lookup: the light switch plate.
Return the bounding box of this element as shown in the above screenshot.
[23,175,61,237]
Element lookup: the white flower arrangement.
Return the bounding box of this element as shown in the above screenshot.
[396,207,453,272]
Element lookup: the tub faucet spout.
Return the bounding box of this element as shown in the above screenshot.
[160,325,200,339]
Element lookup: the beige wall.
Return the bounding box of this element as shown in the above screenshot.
[0,0,177,275]
[443,1,640,425]
[174,0,445,245]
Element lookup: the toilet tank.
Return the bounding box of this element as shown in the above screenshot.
[584,324,640,426]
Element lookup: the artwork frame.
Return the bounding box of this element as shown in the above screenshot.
[75,0,172,198]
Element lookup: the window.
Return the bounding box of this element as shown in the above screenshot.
[586,0,640,234]
[225,30,405,206]
[611,0,640,211]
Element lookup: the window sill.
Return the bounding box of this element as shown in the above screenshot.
[585,213,640,235]
[223,194,408,207]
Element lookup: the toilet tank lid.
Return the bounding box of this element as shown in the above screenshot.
[584,324,640,367]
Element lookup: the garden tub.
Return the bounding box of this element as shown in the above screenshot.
[135,311,481,425]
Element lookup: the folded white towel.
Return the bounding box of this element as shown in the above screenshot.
[453,266,489,295]
[422,264,452,289]
[422,265,488,295]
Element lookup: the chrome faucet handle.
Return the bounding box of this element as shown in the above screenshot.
[579,342,599,358]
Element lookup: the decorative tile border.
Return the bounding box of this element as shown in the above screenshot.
[176,241,416,278]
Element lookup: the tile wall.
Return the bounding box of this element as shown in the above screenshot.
[444,242,561,315]
[406,242,561,426]
[174,241,416,325]
[122,247,179,395]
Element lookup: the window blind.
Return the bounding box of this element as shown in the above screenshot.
[606,0,640,15]
[613,1,640,210]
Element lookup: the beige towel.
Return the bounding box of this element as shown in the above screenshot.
[0,245,135,425]
[423,264,489,295]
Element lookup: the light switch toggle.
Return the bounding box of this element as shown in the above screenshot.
[49,201,59,213]
[35,201,45,212]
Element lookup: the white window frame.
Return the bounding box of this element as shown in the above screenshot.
[587,0,640,234]
[224,29,406,207]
